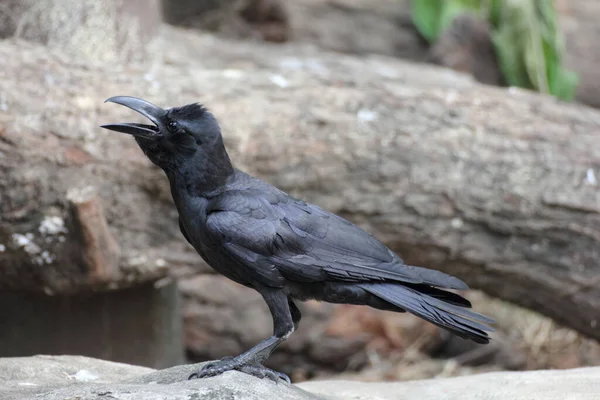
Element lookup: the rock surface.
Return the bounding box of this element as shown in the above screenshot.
[1,355,598,400]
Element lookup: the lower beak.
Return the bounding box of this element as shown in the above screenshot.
[101,96,166,139]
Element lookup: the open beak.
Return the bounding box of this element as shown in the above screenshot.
[101,96,166,139]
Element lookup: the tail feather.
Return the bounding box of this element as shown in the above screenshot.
[403,283,472,308]
[361,283,494,344]
[402,264,469,291]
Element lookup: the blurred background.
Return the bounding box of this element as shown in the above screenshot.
[0,0,599,384]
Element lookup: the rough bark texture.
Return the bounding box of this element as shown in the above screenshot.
[0,25,599,346]
[0,0,161,62]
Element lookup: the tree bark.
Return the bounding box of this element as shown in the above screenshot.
[0,31,598,341]
[0,0,161,62]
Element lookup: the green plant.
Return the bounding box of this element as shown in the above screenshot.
[411,0,578,101]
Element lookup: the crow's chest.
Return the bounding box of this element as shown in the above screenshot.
[178,206,251,287]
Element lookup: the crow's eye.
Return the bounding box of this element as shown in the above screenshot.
[167,121,179,132]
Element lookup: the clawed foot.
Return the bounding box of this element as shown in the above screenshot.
[188,357,290,384]
[237,364,291,383]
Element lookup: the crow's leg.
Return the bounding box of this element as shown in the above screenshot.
[288,298,302,331]
[189,289,295,383]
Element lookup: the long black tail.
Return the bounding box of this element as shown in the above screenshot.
[360,283,494,344]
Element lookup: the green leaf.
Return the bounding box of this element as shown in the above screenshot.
[553,69,578,101]
[410,0,579,101]
[493,27,531,88]
[487,0,504,26]
[411,0,445,42]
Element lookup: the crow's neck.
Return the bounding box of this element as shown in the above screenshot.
[167,141,234,199]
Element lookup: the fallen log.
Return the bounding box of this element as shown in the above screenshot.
[0,29,598,342]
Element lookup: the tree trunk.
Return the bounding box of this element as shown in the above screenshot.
[0,31,598,341]
[0,0,161,62]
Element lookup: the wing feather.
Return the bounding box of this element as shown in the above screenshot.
[206,189,467,290]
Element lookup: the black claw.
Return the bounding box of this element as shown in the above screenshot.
[238,364,290,384]
[278,372,292,384]
[187,357,290,384]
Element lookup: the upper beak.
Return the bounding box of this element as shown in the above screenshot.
[101,96,166,138]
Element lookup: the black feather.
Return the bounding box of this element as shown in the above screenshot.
[360,283,494,343]
[104,96,495,382]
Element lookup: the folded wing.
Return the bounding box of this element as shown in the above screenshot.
[205,188,467,291]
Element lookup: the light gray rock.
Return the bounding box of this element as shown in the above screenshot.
[1,355,598,400]
[302,368,600,400]
[1,355,321,400]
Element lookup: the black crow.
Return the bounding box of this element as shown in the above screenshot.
[101,96,494,383]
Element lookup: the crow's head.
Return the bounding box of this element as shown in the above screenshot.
[101,96,223,170]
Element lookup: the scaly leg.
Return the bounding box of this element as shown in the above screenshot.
[189,289,296,383]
